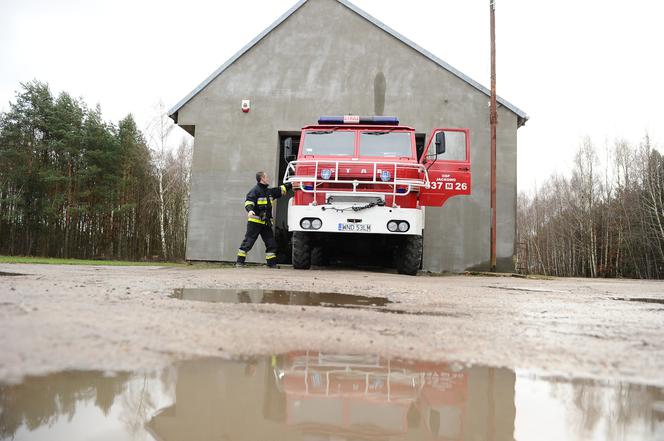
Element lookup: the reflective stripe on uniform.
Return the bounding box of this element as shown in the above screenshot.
[280,185,287,195]
[266,252,276,260]
[248,218,266,225]
[237,250,247,257]
[245,201,255,207]
[257,197,268,205]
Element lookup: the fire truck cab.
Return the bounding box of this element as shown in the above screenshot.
[283,116,471,275]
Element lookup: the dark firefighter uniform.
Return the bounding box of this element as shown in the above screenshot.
[236,182,292,267]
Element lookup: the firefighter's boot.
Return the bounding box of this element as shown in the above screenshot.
[266,252,277,268]
[236,250,247,267]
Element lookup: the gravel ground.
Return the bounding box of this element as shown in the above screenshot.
[1,263,663,386]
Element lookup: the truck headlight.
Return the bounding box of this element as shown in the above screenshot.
[398,221,410,232]
[311,219,322,230]
[301,219,311,229]
[387,221,398,232]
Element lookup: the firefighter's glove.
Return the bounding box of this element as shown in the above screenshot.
[248,210,256,217]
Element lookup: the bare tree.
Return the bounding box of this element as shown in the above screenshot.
[145,101,193,261]
[146,102,174,260]
[517,134,664,279]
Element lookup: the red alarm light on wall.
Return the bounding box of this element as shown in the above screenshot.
[241,100,250,113]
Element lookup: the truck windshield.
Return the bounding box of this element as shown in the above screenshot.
[302,131,355,156]
[359,132,412,157]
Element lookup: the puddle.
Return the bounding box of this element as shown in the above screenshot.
[170,289,468,318]
[2,352,662,441]
[488,285,570,294]
[171,288,393,307]
[0,271,25,277]
[612,297,664,306]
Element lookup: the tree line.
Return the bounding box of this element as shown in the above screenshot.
[0,81,191,261]
[517,136,664,279]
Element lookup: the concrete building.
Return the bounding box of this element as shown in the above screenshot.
[169,0,527,272]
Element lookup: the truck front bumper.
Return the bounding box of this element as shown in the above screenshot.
[287,201,424,236]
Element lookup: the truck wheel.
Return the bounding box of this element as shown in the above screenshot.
[397,235,423,276]
[292,232,311,269]
[311,246,326,266]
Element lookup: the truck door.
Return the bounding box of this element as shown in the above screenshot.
[419,128,471,207]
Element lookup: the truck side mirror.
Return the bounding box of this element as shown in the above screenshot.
[283,137,295,161]
[435,132,446,155]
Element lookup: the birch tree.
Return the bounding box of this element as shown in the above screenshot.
[145,102,174,260]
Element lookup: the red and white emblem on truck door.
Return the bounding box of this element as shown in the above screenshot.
[419,128,472,207]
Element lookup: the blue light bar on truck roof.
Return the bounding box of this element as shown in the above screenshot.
[318,115,399,125]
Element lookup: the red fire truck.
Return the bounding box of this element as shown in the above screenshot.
[283,116,471,275]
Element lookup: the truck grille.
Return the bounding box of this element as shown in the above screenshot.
[326,195,383,205]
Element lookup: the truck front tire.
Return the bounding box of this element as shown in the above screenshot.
[311,245,327,267]
[292,231,311,269]
[397,235,423,276]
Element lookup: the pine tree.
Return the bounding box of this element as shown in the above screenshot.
[0,81,190,261]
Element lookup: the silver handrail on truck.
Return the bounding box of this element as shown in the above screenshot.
[283,159,430,206]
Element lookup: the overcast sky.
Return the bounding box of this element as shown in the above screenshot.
[1,0,662,191]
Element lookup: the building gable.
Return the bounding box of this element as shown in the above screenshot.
[169,0,527,127]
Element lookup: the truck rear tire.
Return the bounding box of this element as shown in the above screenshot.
[292,231,311,269]
[397,235,423,276]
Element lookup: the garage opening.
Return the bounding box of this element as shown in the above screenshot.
[275,133,300,263]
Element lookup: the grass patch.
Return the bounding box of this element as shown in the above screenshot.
[0,256,241,269]
[0,255,186,267]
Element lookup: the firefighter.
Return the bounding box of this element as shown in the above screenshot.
[236,171,293,268]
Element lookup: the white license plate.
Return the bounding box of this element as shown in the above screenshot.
[338,223,371,232]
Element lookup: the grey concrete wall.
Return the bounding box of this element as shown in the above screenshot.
[177,0,519,271]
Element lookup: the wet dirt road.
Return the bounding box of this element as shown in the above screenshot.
[1,263,663,387]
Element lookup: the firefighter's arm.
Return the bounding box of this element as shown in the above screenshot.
[271,182,293,199]
[244,190,257,214]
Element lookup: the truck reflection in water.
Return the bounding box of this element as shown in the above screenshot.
[148,351,515,441]
[3,354,662,440]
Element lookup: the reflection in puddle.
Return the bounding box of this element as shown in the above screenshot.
[171,288,393,308]
[171,288,470,317]
[1,353,663,441]
[170,289,465,317]
[0,369,175,441]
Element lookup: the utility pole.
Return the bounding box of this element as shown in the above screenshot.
[490,0,498,272]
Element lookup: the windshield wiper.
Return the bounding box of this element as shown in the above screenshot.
[308,130,334,135]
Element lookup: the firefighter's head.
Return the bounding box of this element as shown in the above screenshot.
[256,171,269,185]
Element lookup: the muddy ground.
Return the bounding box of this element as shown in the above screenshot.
[1,263,663,386]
